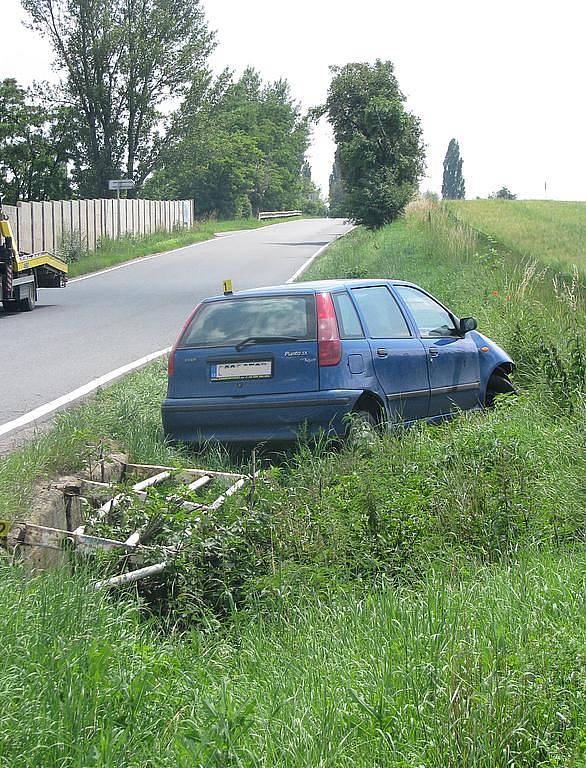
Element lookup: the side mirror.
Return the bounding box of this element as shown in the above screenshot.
[459,316,478,334]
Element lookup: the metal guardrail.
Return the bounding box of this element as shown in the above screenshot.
[258,210,302,220]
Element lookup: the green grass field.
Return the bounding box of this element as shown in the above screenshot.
[446,199,586,274]
[66,216,304,278]
[1,201,585,765]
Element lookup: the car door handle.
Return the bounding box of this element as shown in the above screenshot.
[376,348,389,358]
[428,347,439,358]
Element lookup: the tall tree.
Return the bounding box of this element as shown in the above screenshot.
[299,160,327,216]
[318,61,424,229]
[147,68,311,218]
[441,138,465,199]
[328,149,347,217]
[21,0,214,197]
[0,78,72,204]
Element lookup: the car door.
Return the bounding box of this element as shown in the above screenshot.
[351,285,430,423]
[393,285,480,416]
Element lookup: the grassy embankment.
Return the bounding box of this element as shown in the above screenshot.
[446,199,586,274]
[1,202,585,765]
[65,216,304,278]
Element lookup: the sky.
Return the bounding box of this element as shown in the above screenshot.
[3,0,586,201]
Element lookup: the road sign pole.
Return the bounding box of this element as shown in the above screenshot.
[109,180,135,238]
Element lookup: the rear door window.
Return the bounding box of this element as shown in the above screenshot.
[332,292,364,339]
[352,286,411,338]
[180,295,316,348]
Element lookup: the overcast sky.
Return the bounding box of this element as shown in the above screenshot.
[3,0,585,201]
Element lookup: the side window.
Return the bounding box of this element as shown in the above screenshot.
[332,292,364,339]
[395,286,457,338]
[351,286,411,339]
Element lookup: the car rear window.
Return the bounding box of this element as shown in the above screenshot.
[180,295,317,348]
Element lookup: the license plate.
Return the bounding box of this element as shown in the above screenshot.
[211,360,272,381]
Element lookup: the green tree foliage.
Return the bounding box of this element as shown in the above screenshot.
[21,0,214,197]
[490,186,517,200]
[319,61,425,228]
[147,68,313,218]
[0,78,72,204]
[441,138,465,199]
[299,161,327,216]
[328,149,347,217]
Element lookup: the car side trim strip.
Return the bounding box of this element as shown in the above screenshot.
[387,382,480,400]
[433,382,480,395]
[387,388,428,400]
[164,397,355,413]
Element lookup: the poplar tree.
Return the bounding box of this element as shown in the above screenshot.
[328,149,347,217]
[441,139,465,199]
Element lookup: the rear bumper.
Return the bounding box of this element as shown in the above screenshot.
[162,389,363,444]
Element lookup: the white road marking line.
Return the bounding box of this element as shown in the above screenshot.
[286,224,356,283]
[0,222,353,440]
[0,347,171,438]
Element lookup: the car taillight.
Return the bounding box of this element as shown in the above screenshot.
[168,303,202,377]
[316,292,341,366]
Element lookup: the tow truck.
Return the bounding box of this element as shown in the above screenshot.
[0,198,68,312]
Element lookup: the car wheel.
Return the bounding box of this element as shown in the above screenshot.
[347,409,379,448]
[485,372,516,408]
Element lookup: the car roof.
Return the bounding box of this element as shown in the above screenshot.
[203,278,419,302]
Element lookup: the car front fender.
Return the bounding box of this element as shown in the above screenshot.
[469,331,515,394]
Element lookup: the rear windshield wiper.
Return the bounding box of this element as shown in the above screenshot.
[234,336,300,351]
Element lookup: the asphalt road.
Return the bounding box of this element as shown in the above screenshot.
[0,218,351,444]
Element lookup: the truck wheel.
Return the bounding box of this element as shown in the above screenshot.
[1,300,19,313]
[18,293,36,312]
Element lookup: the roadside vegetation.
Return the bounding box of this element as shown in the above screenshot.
[447,198,586,273]
[64,216,304,278]
[1,201,585,765]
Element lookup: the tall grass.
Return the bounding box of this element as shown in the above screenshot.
[1,550,585,766]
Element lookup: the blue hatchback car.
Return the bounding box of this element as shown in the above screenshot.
[162,279,514,444]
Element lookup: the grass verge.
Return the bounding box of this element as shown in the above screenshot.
[66,216,306,278]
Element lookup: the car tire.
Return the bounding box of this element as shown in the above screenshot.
[485,372,516,408]
[347,409,379,448]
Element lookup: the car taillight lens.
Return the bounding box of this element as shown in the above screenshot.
[168,303,202,377]
[316,292,341,366]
